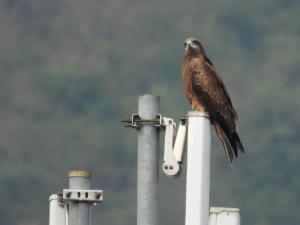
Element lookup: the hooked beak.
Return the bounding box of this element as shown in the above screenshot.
[185,40,192,50]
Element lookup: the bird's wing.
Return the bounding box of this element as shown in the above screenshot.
[204,57,213,67]
[205,58,237,119]
[189,58,238,129]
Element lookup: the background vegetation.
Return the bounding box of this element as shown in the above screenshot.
[0,0,299,224]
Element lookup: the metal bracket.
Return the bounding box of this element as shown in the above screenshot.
[62,189,103,203]
[121,113,188,178]
[121,114,162,128]
[162,117,188,177]
[173,118,188,163]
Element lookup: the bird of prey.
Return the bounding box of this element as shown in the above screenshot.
[182,37,244,165]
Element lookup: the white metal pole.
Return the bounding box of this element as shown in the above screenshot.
[185,111,211,225]
[49,194,66,225]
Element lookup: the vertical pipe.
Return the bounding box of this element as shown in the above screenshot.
[185,111,211,225]
[137,95,160,225]
[49,194,66,225]
[68,170,92,225]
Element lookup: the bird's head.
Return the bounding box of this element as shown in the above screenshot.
[184,37,206,55]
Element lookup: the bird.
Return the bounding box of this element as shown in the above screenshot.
[182,37,244,165]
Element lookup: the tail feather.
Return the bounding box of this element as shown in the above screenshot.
[228,134,238,158]
[232,132,244,153]
[220,132,234,167]
[214,122,244,166]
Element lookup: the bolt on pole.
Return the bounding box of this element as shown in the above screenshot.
[137,95,160,225]
[68,170,92,225]
[185,111,211,225]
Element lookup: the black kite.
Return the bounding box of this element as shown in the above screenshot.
[182,37,244,165]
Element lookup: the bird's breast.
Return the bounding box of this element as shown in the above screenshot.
[182,56,206,111]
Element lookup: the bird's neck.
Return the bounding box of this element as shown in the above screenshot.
[184,52,205,62]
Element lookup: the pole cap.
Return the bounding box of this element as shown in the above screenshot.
[188,111,209,118]
[68,170,91,178]
[210,207,240,214]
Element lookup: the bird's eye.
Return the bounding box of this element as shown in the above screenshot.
[184,42,187,48]
[192,40,200,45]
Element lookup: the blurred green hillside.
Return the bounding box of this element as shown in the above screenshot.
[0,0,300,224]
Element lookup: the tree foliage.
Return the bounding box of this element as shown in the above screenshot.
[0,0,299,224]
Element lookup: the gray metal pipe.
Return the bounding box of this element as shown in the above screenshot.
[68,170,92,225]
[137,95,160,225]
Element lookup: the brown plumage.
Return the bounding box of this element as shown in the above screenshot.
[182,37,244,166]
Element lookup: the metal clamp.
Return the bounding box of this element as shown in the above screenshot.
[162,117,188,177]
[162,117,180,177]
[121,114,163,128]
[122,113,188,178]
[63,189,103,203]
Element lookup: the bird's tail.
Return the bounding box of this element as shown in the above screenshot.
[213,123,244,167]
[232,131,244,154]
[220,131,235,166]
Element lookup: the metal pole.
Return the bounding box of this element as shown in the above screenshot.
[137,94,160,225]
[49,194,66,225]
[185,111,211,225]
[68,170,92,225]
